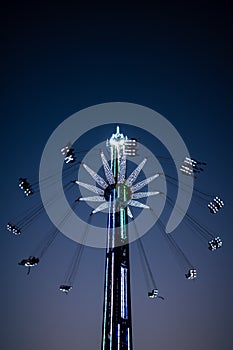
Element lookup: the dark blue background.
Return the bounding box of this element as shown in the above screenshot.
[1,1,233,349]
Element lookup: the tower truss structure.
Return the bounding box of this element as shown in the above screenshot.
[101,127,133,350]
[76,126,161,349]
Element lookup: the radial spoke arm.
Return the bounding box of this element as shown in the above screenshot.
[101,152,115,185]
[128,200,150,209]
[82,162,108,189]
[131,173,160,193]
[78,196,105,202]
[131,191,161,199]
[118,154,126,183]
[74,181,104,195]
[125,158,147,187]
[91,202,109,214]
[127,206,134,218]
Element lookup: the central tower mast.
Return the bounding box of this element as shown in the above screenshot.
[75,126,160,348]
[101,126,133,350]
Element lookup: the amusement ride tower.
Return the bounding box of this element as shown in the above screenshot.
[75,126,161,349]
[101,127,133,350]
[9,120,224,350]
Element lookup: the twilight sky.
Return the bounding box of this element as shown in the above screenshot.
[1,1,233,350]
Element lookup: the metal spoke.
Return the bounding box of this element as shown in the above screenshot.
[128,200,150,210]
[131,174,160,193]
[132,191,160,199]
[82,162,108,189]
[127,206,134,218]
[118,154,126,183]
[79,196,105,202]
[101,152,115,185]
[92,202,109,214]
[125,158,147,186]
[74,181,104,195]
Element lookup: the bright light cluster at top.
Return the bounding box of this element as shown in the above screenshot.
[75,126,161,217]
[108,125,125,148]
[106,125,138,157]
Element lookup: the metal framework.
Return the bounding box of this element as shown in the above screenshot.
[76,126,161,349]
[101,127,133,350]
[5,122,225,350]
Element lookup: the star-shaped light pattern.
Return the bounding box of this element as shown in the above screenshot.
[75,153,161,217]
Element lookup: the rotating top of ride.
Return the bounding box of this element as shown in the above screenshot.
[106,125,138,158]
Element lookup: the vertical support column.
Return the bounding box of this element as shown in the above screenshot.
[101,128,133,350]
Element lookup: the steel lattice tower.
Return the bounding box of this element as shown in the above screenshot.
[75,126,161,349]
[101,128,133,350]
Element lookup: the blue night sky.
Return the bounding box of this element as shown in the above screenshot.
[1,1,233,350]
